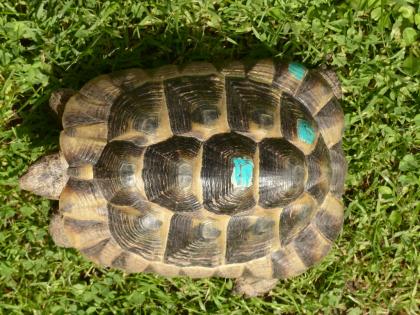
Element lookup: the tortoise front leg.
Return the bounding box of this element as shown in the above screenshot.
[234,277,278,297]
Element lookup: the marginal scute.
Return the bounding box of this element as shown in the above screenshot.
[315,97,345,148]
[110,68,151,91]
[216,263,245,279]
[59,178,108,220]
[241,256,273,279]
[314,193,344,241]
[296,72,334,115]
[329,141,347,197]
[180,62,219,76]
[279,193,317,245]
[60,131,107,167]
[273,62,307,95]
[246,59,275,85]
[62,93,111,129]
[291,224,332,267]
[304,137,332,204]
[271,246,307,278]
[151,64,180,81]
[123,252,150,273]
[80,238,110,262]
[180,266,216,278]
[318,69,343,100]
[63,217,110,249]
[64,122,108,141]
[147,261,181,277]
[111,252,129,269]
[221,61,246,78]
[79,74,123,105]
[88,237,124,267]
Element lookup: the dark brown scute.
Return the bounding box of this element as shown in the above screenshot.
[280,93,319,144]
[108,204,164,261]
[226,216,275,264]
[314,97,345,148]
[225,78,279,131]
[259,138,306,208]
[164,214,223,267]
[143,136,202,212]
[108,82,164,140]
[93,140,143,200]
[201,132,257,214]
[164,75,224,134]
[315,98,344,135]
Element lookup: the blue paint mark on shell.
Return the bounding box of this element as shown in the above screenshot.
[231,157,253,188]
[288,62,306,81]
[297,119,316,144]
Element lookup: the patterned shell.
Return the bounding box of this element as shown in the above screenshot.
[59,60,346,279]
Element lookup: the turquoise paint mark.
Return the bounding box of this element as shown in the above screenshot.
[297,119,316,144]
[231,157,253,188]
[288,62,306,80]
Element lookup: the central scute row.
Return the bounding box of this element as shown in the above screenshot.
[94,132,315,215]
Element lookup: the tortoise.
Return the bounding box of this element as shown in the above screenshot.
[20,59,346,296]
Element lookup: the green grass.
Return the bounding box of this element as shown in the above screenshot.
[1,0,419,313]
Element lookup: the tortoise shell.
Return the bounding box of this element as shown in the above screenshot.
[21,60,346,294]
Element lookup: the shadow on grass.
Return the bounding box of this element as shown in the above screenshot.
[54,26,280,89]
[16,25,297,146]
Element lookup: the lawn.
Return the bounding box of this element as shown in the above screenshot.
[0,0,419,313]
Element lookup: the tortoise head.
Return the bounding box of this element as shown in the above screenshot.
[19,152,69,200]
